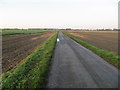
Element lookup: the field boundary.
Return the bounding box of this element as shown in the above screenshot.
[1,32,58,88]
[63,32,120,68]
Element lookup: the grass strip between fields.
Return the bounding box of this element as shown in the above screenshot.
[63,32,120,68]
[1,32,58,88]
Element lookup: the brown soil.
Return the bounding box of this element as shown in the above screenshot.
[2,32,55,73]
[31,32,55,40]
[67,31,119,55]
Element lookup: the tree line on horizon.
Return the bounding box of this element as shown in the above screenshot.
[1,28,120,31]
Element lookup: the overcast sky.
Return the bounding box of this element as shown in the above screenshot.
[0,0,119,29]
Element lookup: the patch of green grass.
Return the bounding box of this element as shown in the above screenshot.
[2,30,56,36]
[63,32,120,68]
[0,30,2,36]
[1,32,58,88]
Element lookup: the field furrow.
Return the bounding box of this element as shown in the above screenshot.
[2,32,55,72]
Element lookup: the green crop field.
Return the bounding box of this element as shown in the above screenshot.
[2,30,57,36]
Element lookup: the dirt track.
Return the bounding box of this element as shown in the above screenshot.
[67,31,118,55]
[2,32,54,73]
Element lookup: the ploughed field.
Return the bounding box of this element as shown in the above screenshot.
[2,32,55,73]
[67,31,119,55]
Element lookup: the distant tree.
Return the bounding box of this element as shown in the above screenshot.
[66,28,71,30]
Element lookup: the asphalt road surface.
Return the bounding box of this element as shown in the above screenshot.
[47,32,119,88]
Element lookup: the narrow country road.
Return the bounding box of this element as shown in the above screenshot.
[47,32,118,88]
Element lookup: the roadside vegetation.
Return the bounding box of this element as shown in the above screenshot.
[1,32,58,88]
[63,32,120,68]
[2,30,56,36]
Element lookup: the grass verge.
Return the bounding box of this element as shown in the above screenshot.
[1,32,58,88]
[63,32,120,68]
